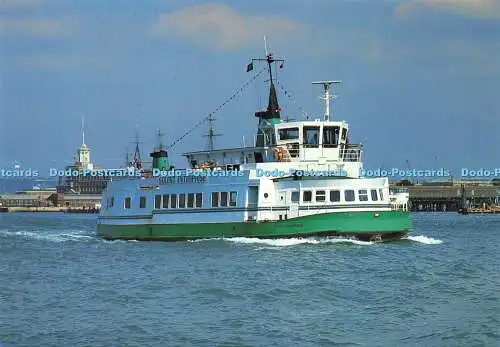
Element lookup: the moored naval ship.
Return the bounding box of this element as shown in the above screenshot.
[97,52,411,241]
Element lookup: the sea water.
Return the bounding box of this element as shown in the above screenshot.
[0,213,498,346]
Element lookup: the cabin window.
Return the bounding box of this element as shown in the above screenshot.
[196,193,203,208]
[154,195,162,209]
[379,189,384,201]
[316,190,326,202]
[323,126,340,148]
[162,194,169,208]
[221,192,228,207]
[139,196,146,208]
[345,190,355,202]
[287,143,300,158]
[303,191,312,202]
[110,196,114,207]
[371,189,378,201]
[178,194,186,208]
[211,192,219,207]
[124,197,131,209]
[303,127,320,147]
[187,193,195,208]
[330,190,340,202]
[170,194,177,208]
[341,128,347,141]
[229,191,237,207]
[291,191,299,202]
[278,127,299,141]
[254,152,263,163]
[358,190,368,202]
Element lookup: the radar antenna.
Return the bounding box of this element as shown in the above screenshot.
[312,80,342,121]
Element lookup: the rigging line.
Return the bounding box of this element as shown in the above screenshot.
[168,67,267,149]
[276,80,310,120]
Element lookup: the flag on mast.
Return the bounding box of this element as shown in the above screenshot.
[246,62,253,72]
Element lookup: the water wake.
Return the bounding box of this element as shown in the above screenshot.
[190,237,373,247]
[0,229,95,243]
[405,235,443,245]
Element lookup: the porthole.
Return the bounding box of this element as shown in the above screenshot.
[264,193,269,198]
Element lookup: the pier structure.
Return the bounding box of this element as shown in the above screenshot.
[391,181,499,212]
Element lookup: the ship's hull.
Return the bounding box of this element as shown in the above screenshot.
[97,210,411,242]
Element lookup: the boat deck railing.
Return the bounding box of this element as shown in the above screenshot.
[340,144,363,162]
[390,202,409,212]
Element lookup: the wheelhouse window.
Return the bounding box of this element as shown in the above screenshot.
[330,190,340,202]
[162,194,169,208]
[316,190,326,202]
[196,193,203,208]
[124,197,131,209]
[358,189,368,202]
[371,189,378,201]
[187,193,195,208]
[341,128,347,141]
[211,192,219,207]
[286,143,300,158]
[379,189,384,201]
[109,196,114,207]
[291,191,299,202]
[229,191,237,207]
[278,127,299,141]
[345,190,355,202]
[303,126,320,148]
[139,196,146,208]
[178,194,186,208]
[170,194,177,208]
[303,191,312,202]
[220,192,228,207]
[154,194,162,209]
[322,126,340,148]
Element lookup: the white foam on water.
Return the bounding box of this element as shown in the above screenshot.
[405,235,443,245]
[222,237,374,247]
[188,238,218,243]
[0,229,94,243]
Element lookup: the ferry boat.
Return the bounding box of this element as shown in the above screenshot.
[97,52,411,242]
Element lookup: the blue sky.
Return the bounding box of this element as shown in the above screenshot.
[0,0,499,174]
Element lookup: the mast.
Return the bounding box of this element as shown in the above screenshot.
[203,113,222,151]
[155,129,165,151]
[249,45,284,147]
[312,80,341,121]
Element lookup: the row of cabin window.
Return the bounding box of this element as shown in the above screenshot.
[291,188,384,203]
[211,191,238,207]
[121,193,203,209]
[121,191,238,210]
[154,193,203,209]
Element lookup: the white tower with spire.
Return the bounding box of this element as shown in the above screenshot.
[76,116,92,169]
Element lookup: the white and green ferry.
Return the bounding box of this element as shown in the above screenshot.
[97,53,411,242]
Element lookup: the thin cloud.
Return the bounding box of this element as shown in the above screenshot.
[0,17,77,37]
[395,0,500,19]
[150,3,303,50]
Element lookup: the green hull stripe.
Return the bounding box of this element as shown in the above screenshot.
[97,210,412,241]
